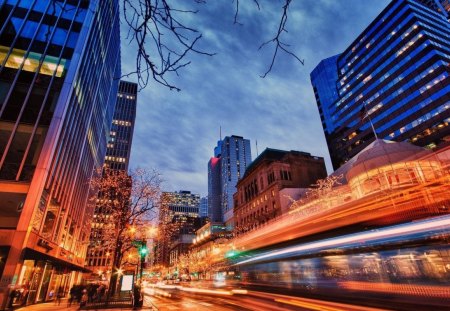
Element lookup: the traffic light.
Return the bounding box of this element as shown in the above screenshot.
[139,245,148,257]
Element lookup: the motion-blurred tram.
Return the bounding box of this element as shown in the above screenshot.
[233,215,450,310]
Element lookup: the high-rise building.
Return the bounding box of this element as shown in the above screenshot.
[311,0,450,170]
[104,81,137,172]
[207,156,222,222]
[310,55,340,139]
[199,196,208,218]
[156,191,201,267]
[418,0,449,15]
[0,0,121,307]
[208,135,251,228]
[85,81,137,280]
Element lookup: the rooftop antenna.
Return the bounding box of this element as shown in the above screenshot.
[256,139,259,157]
[219,125,222,141]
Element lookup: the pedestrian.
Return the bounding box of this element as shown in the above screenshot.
[20,285,29,306]
[97,284,104,301]
[55,287,63,305]
[68,286,76,306]
[8,288,17,310]
[79,291,88,309]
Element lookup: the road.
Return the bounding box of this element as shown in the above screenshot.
[143,284,389,311]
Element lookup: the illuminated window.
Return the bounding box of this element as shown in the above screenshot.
[0,46,66,77]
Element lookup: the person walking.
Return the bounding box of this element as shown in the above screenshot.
[68,286,76,307]
[55,287,63,305]
[79,290,88,309]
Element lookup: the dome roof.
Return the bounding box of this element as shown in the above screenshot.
[345,139,432,181]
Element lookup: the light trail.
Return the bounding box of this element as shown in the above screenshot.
[235,214,450,265]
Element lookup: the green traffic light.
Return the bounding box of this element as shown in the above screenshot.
[140,247,148,255]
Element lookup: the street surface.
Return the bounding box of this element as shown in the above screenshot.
[143,284,389,311]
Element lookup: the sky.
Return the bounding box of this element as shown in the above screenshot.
[122,0,390,197]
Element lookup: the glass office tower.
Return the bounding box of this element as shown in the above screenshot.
[208,135,251,228]
[0,0,120,307]
[311,0,450,169]
[310,54,340,137]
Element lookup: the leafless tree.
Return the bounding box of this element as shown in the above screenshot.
[89,167,161,295]
[121,0,304,91]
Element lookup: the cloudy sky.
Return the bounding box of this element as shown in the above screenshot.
[122,0,390,197]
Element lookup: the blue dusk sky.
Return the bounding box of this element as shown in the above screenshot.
[123,0,390,197]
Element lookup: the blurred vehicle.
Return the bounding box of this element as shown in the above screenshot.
[233,215,450,310]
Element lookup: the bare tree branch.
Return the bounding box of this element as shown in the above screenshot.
[89,167,161,295]
[122,0,303,90]
[258,0,304,78]
[121,0,215,91]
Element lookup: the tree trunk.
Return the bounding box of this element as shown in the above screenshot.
[109,239,123,297]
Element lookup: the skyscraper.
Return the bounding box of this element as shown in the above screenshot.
[311,0,450,170]
[208,135,252,227]
[156,191,201,267]
[85,81,137,280]
[0,0,120,306]
[199,196,208,218]
[104,81,137,172]
[310,55,340,139]
[208,155,222,222]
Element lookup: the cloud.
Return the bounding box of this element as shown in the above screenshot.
[124,0,390,197]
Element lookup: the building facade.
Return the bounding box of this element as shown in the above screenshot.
[199,196,208,218]
[207,156,222,222]
[310,54,341,137]
[311,0,450,170]
[104,81,137,172]
[208,135,251,227]
[156,191,200,267]
[233,149,327,235]
[0,0,121,307]
[85,81,137,281]
[189,222,233,280]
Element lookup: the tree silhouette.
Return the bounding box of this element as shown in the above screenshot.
[121,0,303,90]
[89,167,161,295]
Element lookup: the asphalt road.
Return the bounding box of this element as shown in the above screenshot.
[143,285,389,311]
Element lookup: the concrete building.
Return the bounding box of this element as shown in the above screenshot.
[208,135,251,228]
[311,0,450,170]
[156,191,200,267]
[85,81,137,281]
[233,149,327,235]
[189,222,233,280]
[0,0,121,307]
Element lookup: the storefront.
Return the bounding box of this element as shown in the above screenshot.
[9,248,89,307]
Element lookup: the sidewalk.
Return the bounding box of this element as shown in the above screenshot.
[14,300,79,311]
[14,298,154,311]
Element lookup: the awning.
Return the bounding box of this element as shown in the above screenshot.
[23,247,91,273]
